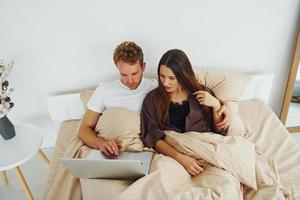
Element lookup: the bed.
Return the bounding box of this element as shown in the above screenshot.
[42,70,300,200]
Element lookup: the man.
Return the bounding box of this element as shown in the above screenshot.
[78,41,230,156]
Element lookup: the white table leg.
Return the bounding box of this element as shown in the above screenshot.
[38,149,50,166]
[1,171,8,184]
[15,166,34,200]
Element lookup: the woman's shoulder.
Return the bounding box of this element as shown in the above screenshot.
[141,88,159,111]
[143,88,159,105]
[144,88,158,100]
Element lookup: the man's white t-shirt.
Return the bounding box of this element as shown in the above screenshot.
[87,77,157,113]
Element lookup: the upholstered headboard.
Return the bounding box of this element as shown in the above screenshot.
[45,73,274,131]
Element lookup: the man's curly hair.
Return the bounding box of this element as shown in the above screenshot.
[113,41,144,66]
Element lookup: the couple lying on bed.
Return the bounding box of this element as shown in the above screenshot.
[78,41,230,176]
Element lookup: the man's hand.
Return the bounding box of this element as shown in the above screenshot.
[96,139,122,156]
[177,154,205,176]
[216,102,231,130]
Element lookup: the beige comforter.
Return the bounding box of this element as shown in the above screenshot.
[42,100,300,200]
[41,120,89,200]
[115,131,289,200]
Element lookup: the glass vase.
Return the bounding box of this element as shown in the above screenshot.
[0,115,16,140]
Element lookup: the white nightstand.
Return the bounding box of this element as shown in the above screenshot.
[0,124,50,200]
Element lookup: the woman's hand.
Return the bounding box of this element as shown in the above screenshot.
[177,154,205,176]
[216,102,231,130]
[193,90,221,110]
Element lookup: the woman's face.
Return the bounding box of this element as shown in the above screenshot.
[159,65,182,93]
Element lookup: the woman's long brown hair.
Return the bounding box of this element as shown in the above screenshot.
[156,49,210,128]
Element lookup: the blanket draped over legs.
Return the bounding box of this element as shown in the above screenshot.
[43,129,290,200]
[117,131,289,200]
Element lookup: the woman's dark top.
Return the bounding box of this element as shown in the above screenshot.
[168,100,190,133]
[140,87,228,149]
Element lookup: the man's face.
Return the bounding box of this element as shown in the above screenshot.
[116,60,145,90]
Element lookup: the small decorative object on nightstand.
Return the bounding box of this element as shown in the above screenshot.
[0,115,15,139]
[0,59,15,140]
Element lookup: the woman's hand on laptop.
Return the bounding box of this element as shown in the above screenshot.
[97,139,122,156]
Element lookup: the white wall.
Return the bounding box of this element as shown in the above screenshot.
[0,0,299,126]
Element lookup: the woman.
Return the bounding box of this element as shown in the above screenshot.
[141,49,228,176]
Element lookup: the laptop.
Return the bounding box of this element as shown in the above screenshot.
[58,150,154,180]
